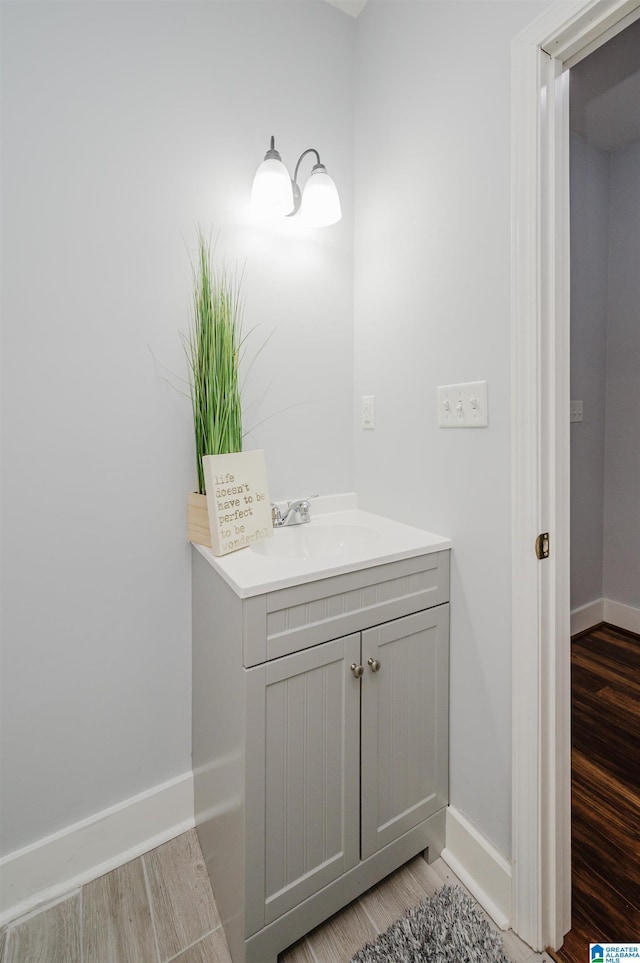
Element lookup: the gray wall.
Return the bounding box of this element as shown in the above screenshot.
[569,133,610,611]
[2,0,568,869]
[603,139,640,609]
[570,134,640,614]
[353,0,548,859]
[0,0,355,855]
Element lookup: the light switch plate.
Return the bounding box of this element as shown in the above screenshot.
[437,381,488,428]
[361,395,375,430]
[570,400,583,423]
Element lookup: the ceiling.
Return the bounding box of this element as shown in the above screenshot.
[323,0,368,17]
[570,16,640,152]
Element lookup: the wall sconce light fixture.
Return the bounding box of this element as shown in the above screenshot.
[251,135,341,227]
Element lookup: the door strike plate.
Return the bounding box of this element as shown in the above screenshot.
[535,532,550,560]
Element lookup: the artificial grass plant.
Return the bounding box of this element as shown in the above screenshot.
[184,231,244,495]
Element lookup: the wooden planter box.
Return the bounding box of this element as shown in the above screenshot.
[187,451,272,555]
[187,492,211,548]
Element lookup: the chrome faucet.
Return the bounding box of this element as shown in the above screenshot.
[271,496,317,528]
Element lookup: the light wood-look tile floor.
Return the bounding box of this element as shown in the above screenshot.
[0,829,555,963]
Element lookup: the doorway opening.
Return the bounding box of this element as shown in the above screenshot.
[560,20,640,961]
[511,0,640,953]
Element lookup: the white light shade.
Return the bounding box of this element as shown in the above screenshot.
[299,167,341,227]
[251,158,293,219]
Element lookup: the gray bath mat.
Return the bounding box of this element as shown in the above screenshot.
[350,885,511,963]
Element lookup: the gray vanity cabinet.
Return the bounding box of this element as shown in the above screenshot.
[360,607,449,860]
[192,547,450,963]
[245,633,361,932]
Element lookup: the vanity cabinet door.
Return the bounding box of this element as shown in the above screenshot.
[360,606,449,860]
[245,634,361,933]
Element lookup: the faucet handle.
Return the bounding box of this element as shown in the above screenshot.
[289,495,318,520]
[287,494,318,507]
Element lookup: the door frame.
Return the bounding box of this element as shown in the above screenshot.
[510,0,640,950]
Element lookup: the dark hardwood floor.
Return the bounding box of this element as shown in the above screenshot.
[553,623,640,963]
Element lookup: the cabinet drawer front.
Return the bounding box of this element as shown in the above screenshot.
[245,634,361,934]
[243,551,450,666]
[360,606,449,859]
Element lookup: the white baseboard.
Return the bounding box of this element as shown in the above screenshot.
[441,805,512,930]
[0,771,194,926]
[570,597,640,637]
[603,598,640,636]
[570,598,604,636]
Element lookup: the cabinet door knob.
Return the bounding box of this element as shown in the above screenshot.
[350,663,364,679]
[367,658,381,673]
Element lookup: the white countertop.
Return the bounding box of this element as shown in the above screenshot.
[193,493,451,598]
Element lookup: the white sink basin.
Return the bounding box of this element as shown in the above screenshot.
[251,524,382,560]
[194,496,451,598]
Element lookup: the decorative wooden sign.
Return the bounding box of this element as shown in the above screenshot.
[202,450,272,556]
